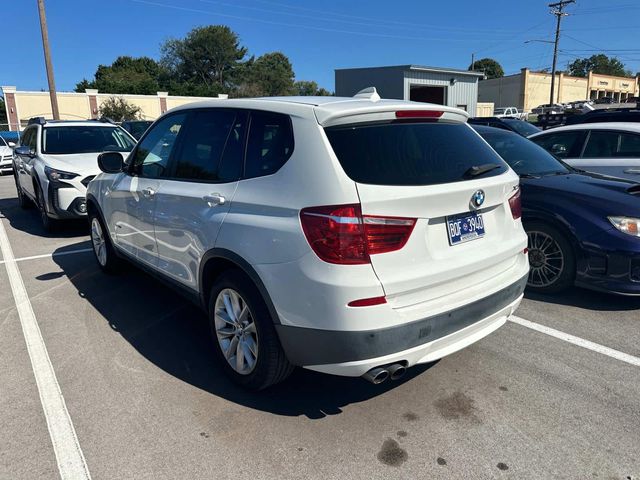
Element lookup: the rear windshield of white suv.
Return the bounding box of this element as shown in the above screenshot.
[42,126,136,154]
[325,122,508,186]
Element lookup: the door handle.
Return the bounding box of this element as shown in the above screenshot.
[623,168,640,174]
[203,193,226,206]
[141,187,156,198]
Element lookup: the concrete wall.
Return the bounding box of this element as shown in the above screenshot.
[1,87,217,130]
[335,67,405,99]
[478,74,522,109]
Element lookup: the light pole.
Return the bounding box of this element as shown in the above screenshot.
[37,0,59,120]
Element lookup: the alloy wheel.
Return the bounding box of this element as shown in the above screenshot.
[527,230,565,288]
[91,217,108,267]
[214,288,259,375]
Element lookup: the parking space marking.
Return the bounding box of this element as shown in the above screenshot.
[0,248,93,265]
[510,315,640,368]
[0,219,92,480]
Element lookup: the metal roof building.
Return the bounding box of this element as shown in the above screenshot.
[335,65,485,115]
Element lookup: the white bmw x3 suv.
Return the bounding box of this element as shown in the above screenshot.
[87,92,529,389]
[13,118,136,230]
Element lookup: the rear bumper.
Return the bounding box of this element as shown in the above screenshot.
[276,274,527,376]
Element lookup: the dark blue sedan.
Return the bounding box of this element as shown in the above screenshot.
[473,125,640,295]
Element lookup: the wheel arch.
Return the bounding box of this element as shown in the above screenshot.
[522,211,584,262]
[199,249,282,325]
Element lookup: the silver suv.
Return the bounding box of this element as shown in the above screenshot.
[13,118,136,231]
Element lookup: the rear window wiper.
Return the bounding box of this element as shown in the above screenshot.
[463,163,503,178]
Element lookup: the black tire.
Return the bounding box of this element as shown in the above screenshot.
[14,175,31,209]
[35,183,56,232]
[89,212,122,274]
[525,221,576,294]
[208,270,293,390]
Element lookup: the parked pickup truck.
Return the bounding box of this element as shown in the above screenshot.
[493,107,528,120]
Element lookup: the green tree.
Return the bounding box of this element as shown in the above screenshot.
[161,25,248,95]
[469,58,504,79]
[567,54,632,77]
[234,52,295,97]
[75,56,164,94]
[0,97,7,130]
[293,80,333,96]
[98,96,142,122]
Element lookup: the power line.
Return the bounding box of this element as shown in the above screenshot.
[199,0,523,36]
[130,0,508,43]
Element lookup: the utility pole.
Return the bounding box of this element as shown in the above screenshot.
[548,0,575,105]
[471,53,475,71]
[37,0,60,120]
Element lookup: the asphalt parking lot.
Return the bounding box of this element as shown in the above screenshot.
[0,175,638,480]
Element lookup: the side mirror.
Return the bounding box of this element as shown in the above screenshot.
[98,152,124,173]
[15,146,34,157]
[551,144,567,154]
[8,142,16,148]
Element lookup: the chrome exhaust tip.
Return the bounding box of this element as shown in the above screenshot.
[387,363,407,381]
[363,367,389,384]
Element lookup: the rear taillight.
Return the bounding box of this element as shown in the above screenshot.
[508,187,522,220]
[300,204,416,265]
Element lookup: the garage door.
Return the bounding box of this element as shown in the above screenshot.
[410,85,446,104]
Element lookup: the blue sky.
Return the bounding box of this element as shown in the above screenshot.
[2,0,639,93]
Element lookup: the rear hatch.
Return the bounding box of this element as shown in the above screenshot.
[322,108,525,313]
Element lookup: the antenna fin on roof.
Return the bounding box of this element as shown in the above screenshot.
[354,87,381,102]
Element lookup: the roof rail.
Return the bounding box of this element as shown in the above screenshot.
[354,87,381,102]
[27,117,47,126]
[98,116,115,124]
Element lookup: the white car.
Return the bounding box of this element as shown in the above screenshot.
[529,122,640,181]
[13,118,136,230]
[0,135,15,174]
[87,92,529,390]
[494,107,527,120]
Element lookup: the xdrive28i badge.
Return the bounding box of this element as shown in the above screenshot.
[470,190,485,209]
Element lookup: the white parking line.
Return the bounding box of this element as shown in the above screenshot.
[509,315,640,368]
[0,248,93,265]
[0,219,91,479]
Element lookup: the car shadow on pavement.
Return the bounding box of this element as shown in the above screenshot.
[0,197,88,239]
[52,242,437,419]
[524,287,640,311]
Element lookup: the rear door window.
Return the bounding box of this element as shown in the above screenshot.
[244,111,294,179]
[171,109,240,182]
[324,122,508,186]
[618,132,640,157]
[582,131,619,158]
[530,131,586,158]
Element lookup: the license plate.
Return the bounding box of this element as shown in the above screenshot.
[446,212,485,245]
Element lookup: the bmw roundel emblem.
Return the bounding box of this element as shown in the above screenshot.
[471,190,485,209]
